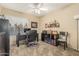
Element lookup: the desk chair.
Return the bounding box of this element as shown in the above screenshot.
[26,30,38,47]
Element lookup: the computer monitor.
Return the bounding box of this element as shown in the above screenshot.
[24,28,31,32]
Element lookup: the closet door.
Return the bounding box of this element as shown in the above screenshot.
[78,20,79,51]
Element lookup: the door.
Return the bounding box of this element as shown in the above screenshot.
[78,20,79,51]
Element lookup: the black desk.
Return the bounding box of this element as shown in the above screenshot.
[16,33,38,47]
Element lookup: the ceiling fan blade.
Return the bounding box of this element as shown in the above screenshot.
[39,8,48,11]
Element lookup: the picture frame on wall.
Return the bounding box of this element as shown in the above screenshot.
[31,22,38,28]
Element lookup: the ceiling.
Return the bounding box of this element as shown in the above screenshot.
[0,3,70,17]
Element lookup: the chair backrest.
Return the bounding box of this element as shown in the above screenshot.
[27,30,37,42]
[59,32,68,41]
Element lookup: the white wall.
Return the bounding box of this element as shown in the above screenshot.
[78,20,79,51]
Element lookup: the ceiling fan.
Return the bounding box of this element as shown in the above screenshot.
[32,3,48,15]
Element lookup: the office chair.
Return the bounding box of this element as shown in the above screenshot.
[25,30,38,47]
